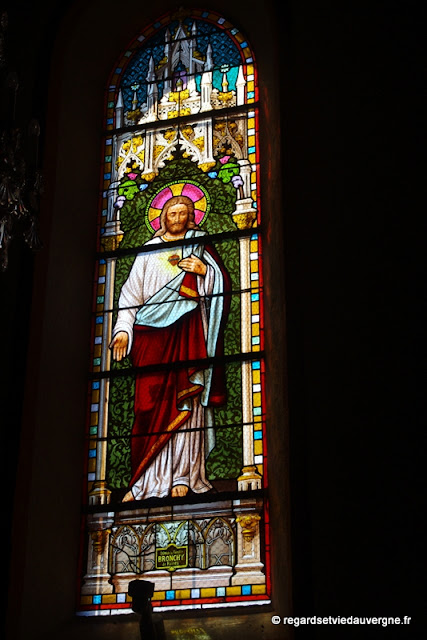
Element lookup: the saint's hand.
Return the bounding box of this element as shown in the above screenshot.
[110,331,128,361]
[178,254,207,276]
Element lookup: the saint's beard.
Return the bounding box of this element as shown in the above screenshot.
[166,221,187,235]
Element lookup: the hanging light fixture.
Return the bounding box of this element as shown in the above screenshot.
[0,9,43,271]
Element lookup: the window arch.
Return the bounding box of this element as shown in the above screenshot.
[78,8,270,615]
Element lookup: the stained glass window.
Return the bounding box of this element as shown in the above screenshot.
[78,9,269,616]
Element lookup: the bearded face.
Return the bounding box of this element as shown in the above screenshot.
[165,203,189,236]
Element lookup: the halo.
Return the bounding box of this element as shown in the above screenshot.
[146,181,210,232]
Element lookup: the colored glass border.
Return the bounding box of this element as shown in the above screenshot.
[79,9,269,617]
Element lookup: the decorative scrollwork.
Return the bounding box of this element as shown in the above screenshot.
[236,514,261,542]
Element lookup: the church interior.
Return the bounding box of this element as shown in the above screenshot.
[2,0,421,638]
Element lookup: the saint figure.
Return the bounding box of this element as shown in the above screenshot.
[110,195,230,501]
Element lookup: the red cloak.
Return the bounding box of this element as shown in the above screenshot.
[129,244,231,488]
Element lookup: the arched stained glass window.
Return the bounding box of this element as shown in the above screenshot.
[78,8,269,615]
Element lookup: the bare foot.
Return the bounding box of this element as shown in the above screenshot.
[171,485,189,497]
[122,490,134,502]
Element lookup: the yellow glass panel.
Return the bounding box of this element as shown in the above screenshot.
[250,260,258,273]
[254,440,263,456]
[256,464,263,475]
[243,47,251,60]
[98,264,106,277]
[250,240,258,253]
[170,183,184,197]
[251,171,257,182]
[252,301,259,315]
[252,323,260,336]
[90,413,98,426]
[175,589,191,600]
[249,153,256,164]
[89,440,97,450]
[152,591,165,601]
[253,369,261,384]
[251,280,259,290]
[80,596,92,605]
[253,392,262,407]
[194,195,207,211]
[247,117,255,129]
[252,584,266,595]
[254,421,262,429]
[94,345,102,358]
[88,458,96,473]
[92,390,100,403]
[102,594,117,604]
[97,284,105,296]
[247,64,254,76]
[93,366,100,373]
[226,586,241,596]
[253,345,260,352]
[95,325,103,337]
[200,588,216,598]
[247,81,254,93]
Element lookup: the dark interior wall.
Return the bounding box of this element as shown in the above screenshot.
[2,1,422,639]
[282,0,423,627]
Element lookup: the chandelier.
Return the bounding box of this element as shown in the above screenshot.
[0,10,43,271]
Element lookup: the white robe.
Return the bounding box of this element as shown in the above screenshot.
[113,234,218,499]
